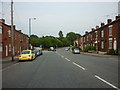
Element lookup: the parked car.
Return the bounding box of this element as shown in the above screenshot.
[48,47,56,51]
[32,49,43,57]
[19,50,35,61]
[72,48,80,54]
[65,47,70,51]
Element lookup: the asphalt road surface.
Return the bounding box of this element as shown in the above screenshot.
[2,48,119,89]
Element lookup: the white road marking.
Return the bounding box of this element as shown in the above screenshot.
[73,62,85,70]
[65,58,70,61]
[95,75,119,90]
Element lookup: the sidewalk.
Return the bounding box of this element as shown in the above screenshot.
[2,55,19,64]
[80,52,119,59]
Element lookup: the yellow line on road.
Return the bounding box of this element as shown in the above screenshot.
[0,63,20,72]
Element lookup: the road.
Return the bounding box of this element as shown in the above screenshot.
[2,48,119,89]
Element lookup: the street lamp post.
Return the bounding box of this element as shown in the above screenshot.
[29,18,36,49]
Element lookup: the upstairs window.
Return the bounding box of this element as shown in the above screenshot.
[0,26,2,34]
[109,25,112,36]
[0,43,2,52]
[8,30,11,37]
[101,30,104,38]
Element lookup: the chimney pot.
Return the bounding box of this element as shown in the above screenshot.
[85,31,88,34]
[107,19,112,24]
[0,19,5,23]
[116,15,120,20]
[96,26,99,29]
[92,28,95,31]
[101,23,105,27]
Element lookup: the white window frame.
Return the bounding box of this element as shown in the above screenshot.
[0,43,2,52]
[8,30,11,37]
[9,44,11,52]
[0,26,2,34]
[101,30,104,38]
[87,36,88,41]
[101,41,104,49]
[109,38,113,49]
[109,25,112,36]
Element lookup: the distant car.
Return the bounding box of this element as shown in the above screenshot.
[72,48,80,54]
[19,50,35,61]
[48,47,56,51]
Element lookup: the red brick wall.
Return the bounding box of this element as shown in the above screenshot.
[1,23,29,58]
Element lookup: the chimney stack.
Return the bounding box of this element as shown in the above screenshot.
[0,19,5,23]
[85,31,88,34]
[92,28,95,31]
[107,19,112,24]
[96,26,99,29]
[18,30,21,32]
[116,15,120,20]
[101,23,105,27]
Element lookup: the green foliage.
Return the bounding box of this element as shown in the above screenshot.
[83,46,96,52]
[29,32,81,49]
[66,32,81,45]
[30,34,39,38]
[107,49,117,55]
[30,36,70,49]
[61,37,71,46]
[58,31,63,40]
[72,46,81,50]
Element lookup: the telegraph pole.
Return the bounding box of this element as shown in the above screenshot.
[11,0,14,61]
[2,1,4,19]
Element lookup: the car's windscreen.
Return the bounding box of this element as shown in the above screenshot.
[21,51,30,54]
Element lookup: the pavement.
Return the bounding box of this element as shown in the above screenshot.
[1,55,19,69]
[2,56,19,63]
[80,52,119,59]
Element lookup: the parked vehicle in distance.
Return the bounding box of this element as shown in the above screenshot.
[32,49,43,57]
[72,48,80,54]
[65,47,70,51]
[48,47,56,51]
[19,50,35,61]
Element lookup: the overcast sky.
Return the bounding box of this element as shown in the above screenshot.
[1,1,119,37]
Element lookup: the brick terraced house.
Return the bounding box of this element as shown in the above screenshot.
[74,15,120,54]
[0,19,29,58]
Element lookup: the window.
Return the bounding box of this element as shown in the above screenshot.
[101,41,104,49]
[109,38,112,49]
[8,30,11,37]
[0,26,2,34]
[9,44,11,52]
[84,37,85,42]
[87,36,88,41]
[91,35,92,40]
[95,31,98,40]
[109,25,112,36]
[101,30,104,38]
[0,43,2,52]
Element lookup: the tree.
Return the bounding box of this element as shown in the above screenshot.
[30,34,39,38]
[58,31,63,40]
[66,32,81,45]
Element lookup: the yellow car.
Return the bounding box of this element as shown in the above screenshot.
[19,50,35,61]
